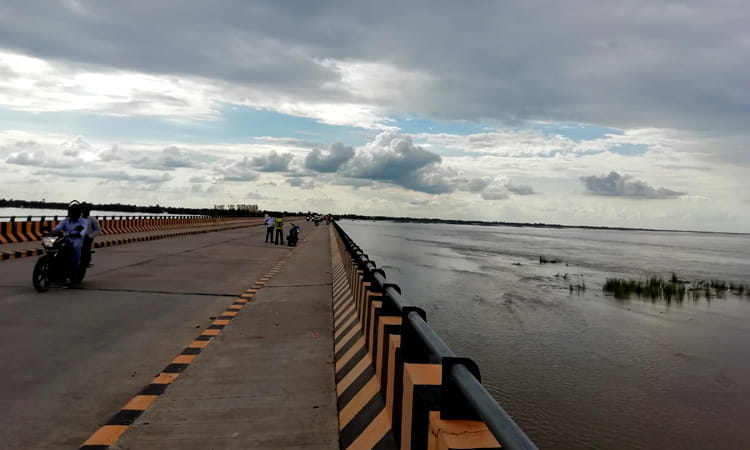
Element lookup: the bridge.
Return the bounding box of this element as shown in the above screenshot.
[0,216,537,449]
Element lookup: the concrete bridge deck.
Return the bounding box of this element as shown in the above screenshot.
[0,221,341,449]
[103,223,339,449]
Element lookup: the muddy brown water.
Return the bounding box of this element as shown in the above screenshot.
[341,220,750,450]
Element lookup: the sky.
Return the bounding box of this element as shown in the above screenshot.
[0,1,748,233]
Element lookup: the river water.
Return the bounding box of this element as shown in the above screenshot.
[339,220,750,450]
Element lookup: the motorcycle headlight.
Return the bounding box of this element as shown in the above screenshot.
[43,236,58,247]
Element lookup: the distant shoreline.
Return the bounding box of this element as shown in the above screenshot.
[338,215,749,236]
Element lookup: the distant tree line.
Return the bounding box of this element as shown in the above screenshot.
[336,213,688,233]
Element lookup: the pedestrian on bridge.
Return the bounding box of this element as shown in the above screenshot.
[274,215,285,245]
[81,202,101,267]
[264,214,275,243]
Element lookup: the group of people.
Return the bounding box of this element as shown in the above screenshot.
[263,214,301,246]
[54,201,101,269]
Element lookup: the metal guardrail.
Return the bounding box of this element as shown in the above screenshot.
[334,221,538,450]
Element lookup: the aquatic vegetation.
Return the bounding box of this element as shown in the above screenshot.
[539,256,562,264]
[603,274,750,302]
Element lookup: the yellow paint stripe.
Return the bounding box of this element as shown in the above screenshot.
[247,288,259,293]
[123,395,159,411]
[335,336,365,372]
[152,373,180,384]
[188,340,210,348]
[339,377,379,429]
[202,329,221,336]
[346,409,391,450]
[241,293,254,299]
[334,302,355,322]
[228,305,243,310]
[222,311,238,317]
[335,314,358,340]
[235,298,249,303]
[212,319,231,325]
[81,425,129,446]
[334,327,359,354]
[172,354,196,364]
[336,357,370,396]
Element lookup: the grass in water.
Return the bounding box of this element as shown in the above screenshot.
[603,273,749,302]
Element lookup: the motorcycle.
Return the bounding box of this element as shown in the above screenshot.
[32,227,87,292]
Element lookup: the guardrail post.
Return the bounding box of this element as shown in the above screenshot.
[440,357,481,421]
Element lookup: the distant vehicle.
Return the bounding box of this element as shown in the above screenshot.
[32,228,87,292]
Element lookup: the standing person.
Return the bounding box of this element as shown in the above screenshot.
[274,215,285,245]
[264,213,275,243]
[54,201,89,276]
[81,202,101,267]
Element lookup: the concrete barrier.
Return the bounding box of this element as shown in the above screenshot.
[0,216,250,244]
[330,223,538,450]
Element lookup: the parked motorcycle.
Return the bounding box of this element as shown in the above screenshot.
[32,228,87,292]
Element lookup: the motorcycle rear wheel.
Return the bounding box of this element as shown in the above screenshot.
[33,259,50,293]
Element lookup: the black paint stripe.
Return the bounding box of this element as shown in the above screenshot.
[105,409,144,426]
[337,307,356,329]
[335,345,367,383]
[207,324,225,330]
[139,384,168,396]
[337,365,375,410]
[181,347,201,355]
[334,320,358,346]
[79,445,109,450]
[195,335,213,341]
[335,331,362,361]
[339,392,387,449]
[218,315,234,320]
[162,363,189,373]
[371,430,398,450]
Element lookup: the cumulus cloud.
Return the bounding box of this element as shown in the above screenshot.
[305,143,355,172]
[214,156,260,181]
[580,171,684,198]
[251,150,294,172]
[7,149,80,168]
[131,146,202,170]
[455,176,535,200]
[286,177,319,189]
[339,132,453,194]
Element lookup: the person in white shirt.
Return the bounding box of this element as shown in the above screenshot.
[81,202,101,267]
[54,201,89,270]
[264,214,275,243]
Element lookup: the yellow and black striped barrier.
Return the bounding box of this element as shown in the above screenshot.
[0,219,260,263]
[0,216,249,244]
[330,223,537,450]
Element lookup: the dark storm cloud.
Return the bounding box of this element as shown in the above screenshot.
[580,171,684,198]
[251,150,294,172]
[305,143,355,172]
[1,0,745,142]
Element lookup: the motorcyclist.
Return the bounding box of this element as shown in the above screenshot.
[54,201,89,271]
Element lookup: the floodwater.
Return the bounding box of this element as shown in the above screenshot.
[340,220,750,450]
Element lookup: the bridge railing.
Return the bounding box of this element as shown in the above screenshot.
[0,215,249,244]
[333,221,538,450]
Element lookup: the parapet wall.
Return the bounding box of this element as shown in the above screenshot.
[330,222,538,450]
[0,215,247,244]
